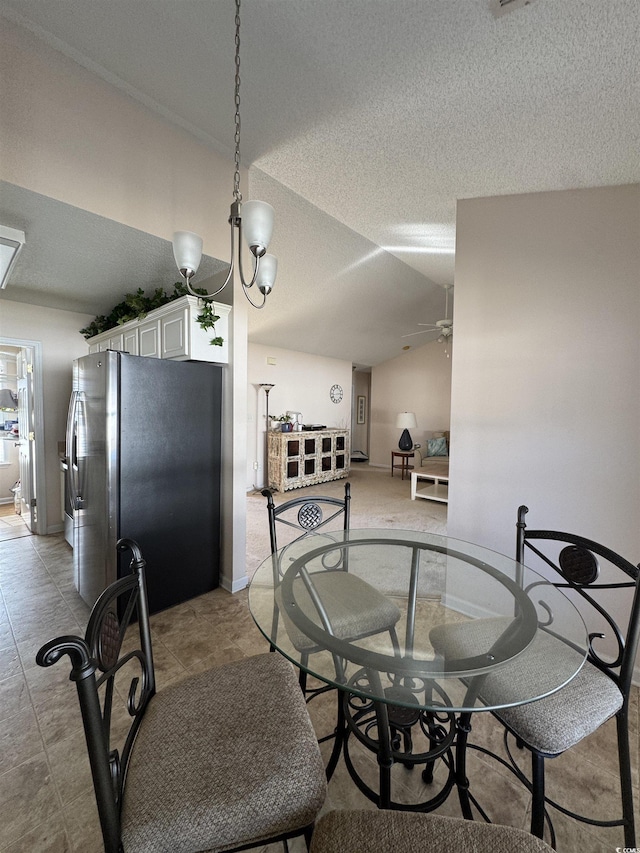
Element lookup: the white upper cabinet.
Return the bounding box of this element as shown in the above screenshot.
[87,296,230,363]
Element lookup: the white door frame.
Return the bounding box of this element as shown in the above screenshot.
[0,336,46,534]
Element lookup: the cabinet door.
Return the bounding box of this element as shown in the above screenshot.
[161,307,189,359]
[122,327,139,355]
[107,332,124,352]
[138,319,161,358]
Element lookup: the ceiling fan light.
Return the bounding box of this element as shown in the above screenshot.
[172,231,203,280]
[242,200,274,257]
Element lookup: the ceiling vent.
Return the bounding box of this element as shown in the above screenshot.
[490,0,539,18]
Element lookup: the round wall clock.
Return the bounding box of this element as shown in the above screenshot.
[330,384,343,403]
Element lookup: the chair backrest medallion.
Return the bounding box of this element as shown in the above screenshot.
[516,505,640,699]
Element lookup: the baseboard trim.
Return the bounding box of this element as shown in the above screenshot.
[441,593,502,621]
[220,574,248,594]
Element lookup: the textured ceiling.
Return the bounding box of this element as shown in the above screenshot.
[0,182,229,316]
[0,0,638,365]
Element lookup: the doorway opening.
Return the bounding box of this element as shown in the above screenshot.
[0,338,46,539]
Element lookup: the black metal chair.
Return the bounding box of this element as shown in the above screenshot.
[497,506,640,846]
[310,809,554,852]
[431,506,639,848]
[36,539,327,853]
[262,483,401,693]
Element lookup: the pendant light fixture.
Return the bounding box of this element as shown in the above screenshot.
[172,0,277,308]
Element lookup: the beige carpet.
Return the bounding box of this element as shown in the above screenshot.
[246,462,447,580]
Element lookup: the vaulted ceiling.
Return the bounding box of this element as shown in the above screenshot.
[1,0,638,365]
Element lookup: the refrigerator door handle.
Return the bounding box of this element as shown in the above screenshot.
[65,391,79,508]
[66,391,86,510]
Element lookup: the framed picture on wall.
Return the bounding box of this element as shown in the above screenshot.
[357,395,366,424]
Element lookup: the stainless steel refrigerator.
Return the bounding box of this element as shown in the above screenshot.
[66,351,222,612]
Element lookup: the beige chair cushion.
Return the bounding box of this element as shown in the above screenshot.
[310,809,554,852]
[275,571,401,652]
[121,653,326,853]
[430,617,623,754]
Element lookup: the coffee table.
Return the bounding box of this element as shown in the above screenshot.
[411,470,449,503]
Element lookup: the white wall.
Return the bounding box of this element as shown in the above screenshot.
[369,339,452,467]
[449,184,640,657]
[0,301,93,530]
[247,343,353,490]
[0,21,250,589]
[0,19,233,262]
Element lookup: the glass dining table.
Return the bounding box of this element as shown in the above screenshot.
[248,528,588,814]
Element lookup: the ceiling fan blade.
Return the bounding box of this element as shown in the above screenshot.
[417,324,439,329]
[401,329,436,338]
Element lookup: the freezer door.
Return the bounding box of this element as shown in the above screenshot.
[72,352,119,606]
[117,355,222,613]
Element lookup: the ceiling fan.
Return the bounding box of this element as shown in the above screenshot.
[402,284,453,352]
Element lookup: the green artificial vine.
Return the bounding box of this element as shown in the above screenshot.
[79,282,224,347]
[195,302,224,347]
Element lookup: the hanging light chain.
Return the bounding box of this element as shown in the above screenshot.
[233,0,242,203]
[174,0,275,308]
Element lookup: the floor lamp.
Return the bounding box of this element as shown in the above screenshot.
[260,384,274,488]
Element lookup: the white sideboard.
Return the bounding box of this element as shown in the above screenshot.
[268,429,350,492]
[87,296,231,363]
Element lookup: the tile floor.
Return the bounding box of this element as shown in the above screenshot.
[0,504,30,542]
[0,531,638,852]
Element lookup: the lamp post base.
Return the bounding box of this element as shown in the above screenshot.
[398,430,413,451]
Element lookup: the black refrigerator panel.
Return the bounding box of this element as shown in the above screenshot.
[117,354,223,613]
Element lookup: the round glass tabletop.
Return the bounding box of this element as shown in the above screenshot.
[248,529,588,713]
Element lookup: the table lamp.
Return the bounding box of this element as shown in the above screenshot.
[396,412,417,451]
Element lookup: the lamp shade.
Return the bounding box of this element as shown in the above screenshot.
[0,388,17,410]
[242,201,274,256]
[255,253,277,296]
[172,231,203,278]
[396,412,417,430]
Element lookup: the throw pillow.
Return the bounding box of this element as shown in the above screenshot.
[427,437,448,457]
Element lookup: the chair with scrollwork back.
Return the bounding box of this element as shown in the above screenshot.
[36,539,326,853]
[495,506,640,847]
[262,483,401,694]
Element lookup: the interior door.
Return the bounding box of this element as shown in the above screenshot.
[16,347,36,531]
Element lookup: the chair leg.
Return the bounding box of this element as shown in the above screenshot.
[303,824,314,850]
[616,709,636,847]
[455,712,473,820]
[299,653,309,693]
[530,751,546,839]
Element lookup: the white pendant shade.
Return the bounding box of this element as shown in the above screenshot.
[256,253,278,295]
[172,231,203,276]
[242,201,275,255]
